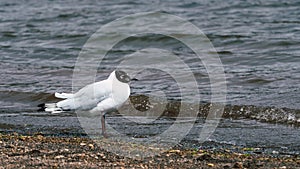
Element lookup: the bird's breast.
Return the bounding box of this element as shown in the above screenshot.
[111,82,130,105]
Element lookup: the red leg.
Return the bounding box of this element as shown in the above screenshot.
[101,114,108,138]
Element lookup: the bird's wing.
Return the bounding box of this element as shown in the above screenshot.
[73,80,112,99]
[55,80,112,111]
[89,97,115,114]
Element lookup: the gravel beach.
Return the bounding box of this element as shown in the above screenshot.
[1,133,299,169]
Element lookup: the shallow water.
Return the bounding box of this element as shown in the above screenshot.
[0,112,299,155]
[0,0,299,155]
[1,0,299,108]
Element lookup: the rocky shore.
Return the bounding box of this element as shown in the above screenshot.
[0,133,299,168]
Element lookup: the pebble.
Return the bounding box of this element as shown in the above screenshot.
[76,153,85,158]
[207,163,214,167]
[54,155,65,159]
[80,142,86,146]
[36,135,43,140]
[168,150,181,153]
[5,144,15,149]
[88,144,94,149]
[222,163,231,169]
[233,162,243,168]
[196,154,213,161]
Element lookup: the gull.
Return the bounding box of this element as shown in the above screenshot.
[42,70,131,137]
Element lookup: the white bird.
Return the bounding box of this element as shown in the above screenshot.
[42,70,131,137]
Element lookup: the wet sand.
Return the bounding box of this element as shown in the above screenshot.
[0,133,299,169]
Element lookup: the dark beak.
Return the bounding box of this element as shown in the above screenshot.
[131,78,138,81]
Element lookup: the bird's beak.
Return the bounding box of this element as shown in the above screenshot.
[131,78,138,81]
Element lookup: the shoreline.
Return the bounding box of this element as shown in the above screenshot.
[0,133,299,168]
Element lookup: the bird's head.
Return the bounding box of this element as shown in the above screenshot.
[115,70,131,83]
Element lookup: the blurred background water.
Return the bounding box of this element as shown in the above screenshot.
[0,0,299,154]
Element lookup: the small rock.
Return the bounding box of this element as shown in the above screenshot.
[256,161,264,167]
[76,153,85,158]
[207,163,214,167]
[279,166,287,169]
[88,144,94,149]
[18,136,26,141]
[196,154,213,161]
[223,163,232,169]
[36,135,44,141]
[80,142,86,146]
[29,149,41,154]
[5,144,15,149]
[233,162,243,168]
[54,155,65,159]
[253,148,263,154]
[168,149,181,153]
[242,147,254,151]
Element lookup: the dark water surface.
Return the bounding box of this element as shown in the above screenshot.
[0,0,299,154]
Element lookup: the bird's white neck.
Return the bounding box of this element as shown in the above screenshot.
[111,78,130,105]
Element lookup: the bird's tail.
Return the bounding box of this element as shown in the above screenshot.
[37,92,74,114]
[38,103,65,114]
[45,103,65,114]
[55,92,74,99]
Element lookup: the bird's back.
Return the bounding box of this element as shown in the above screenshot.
[57,80,112,110]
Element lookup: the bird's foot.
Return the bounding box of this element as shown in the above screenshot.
[102,132,109,138]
